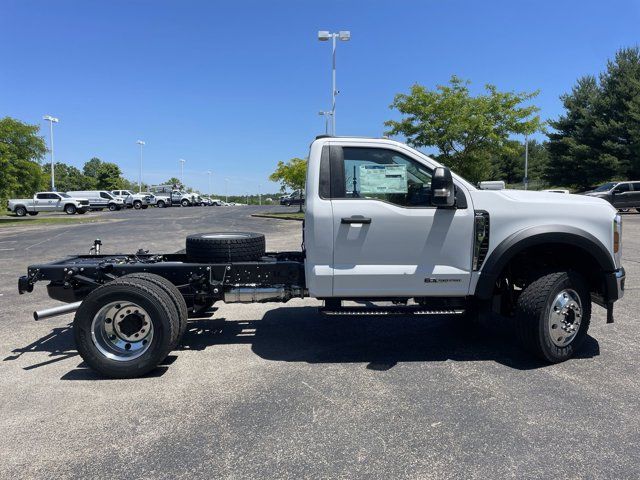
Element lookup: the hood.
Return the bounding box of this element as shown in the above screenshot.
[497,189,610,206]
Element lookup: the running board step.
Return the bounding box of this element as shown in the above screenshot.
[319,306,465,316]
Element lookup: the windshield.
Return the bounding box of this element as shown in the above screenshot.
[593,182,617,192]
[59,193,71,198]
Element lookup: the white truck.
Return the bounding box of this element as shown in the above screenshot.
[150,185,197,207]
[20,136,625,378]
[8,192,90,216]
[110,190,153,209]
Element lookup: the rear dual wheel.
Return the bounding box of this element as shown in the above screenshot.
[74,274,187,378]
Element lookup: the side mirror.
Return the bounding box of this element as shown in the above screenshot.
[431,167,455,207]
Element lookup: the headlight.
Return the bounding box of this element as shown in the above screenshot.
[613,214,622,268]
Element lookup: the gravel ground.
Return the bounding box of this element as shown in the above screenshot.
[0,206,638,479]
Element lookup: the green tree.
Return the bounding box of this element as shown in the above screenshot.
[269,157,307,211]
[164,177,182,188]
[44,163,96,192]
[83,157,103,178]
[597,47,640,179]
[384,75,543,184]
[95,162,124,190]
[0,117,47,202]
[492,139,548,186]
[546,47,640,188]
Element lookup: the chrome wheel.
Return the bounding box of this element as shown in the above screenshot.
[91,301,154,361]
[548,289,582,347]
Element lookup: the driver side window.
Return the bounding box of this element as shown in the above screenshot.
[339,147,433,207]
[614,183,630,193]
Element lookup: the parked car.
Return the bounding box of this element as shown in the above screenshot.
[21,135,625,378]
[8,192,90,216]
[67,190,125,211]
[582,181,640,212]
[280,190,305,206]
[110,190,152,209]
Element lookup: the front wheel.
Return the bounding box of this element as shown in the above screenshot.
[514,271,591,363]
[157,200,166,208]
[65,204,77,215]
[133,201,142,210]
[108,203,118,211]
[181,199,190,207]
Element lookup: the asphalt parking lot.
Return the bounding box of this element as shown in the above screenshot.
[0,206,639,479]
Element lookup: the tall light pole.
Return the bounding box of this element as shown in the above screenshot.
[179,159,186,187]
[207,170,212,197]
[43,115,59,191]
[318,111,333,135]
[136,140,145,192]
[318,30,350,135]
[258,184,262,206]
[524,134,529,190]
[225,178,229,203]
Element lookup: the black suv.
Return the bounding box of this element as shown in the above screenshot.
[584,181,640,211]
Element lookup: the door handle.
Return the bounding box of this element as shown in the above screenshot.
[341,216,371,224]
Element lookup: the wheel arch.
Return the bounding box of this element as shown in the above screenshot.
[475,225,615,300]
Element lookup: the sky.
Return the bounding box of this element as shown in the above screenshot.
[1,0,639,195]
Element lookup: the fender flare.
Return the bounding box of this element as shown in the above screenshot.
[475,225,615,299]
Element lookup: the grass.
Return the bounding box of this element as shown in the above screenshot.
[0,214,109,227]
[251,211,305,221]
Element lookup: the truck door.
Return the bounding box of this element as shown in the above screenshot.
[611,183,631,208]
[329,145,474,298]
[35,193,56,212]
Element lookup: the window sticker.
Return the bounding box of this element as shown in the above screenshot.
[359,164,408,194]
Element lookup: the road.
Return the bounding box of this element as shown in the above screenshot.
[0,206,639,479]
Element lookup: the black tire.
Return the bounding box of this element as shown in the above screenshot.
[74,278,180,378]
[133,200,142,210]
[114,273,189,346]
[14,206,27,217]
[181,199,190,207]
[514,270,591,363]
[186,232,265,263]
[64,204,77,215]
[108,203,118,211]
[27,211,38,216]
[285,201,291,207]
[141,205,149,209]
[157,200,166,208]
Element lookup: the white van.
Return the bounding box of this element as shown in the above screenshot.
[66,190,125,211]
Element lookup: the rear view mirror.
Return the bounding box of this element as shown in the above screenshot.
[431,167,455,207]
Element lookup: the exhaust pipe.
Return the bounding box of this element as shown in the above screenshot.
[224,287,305,303]
[34,301,82,321]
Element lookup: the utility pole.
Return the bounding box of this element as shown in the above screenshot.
[318,30,350,135]
[137,140,145,193]
[225,178,229,203]
[524,134,529,190]
[43,115,59,191]
[258,184,262,205]
[179,159,186,187]
[207,171,212,197]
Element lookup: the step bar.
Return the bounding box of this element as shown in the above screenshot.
[319,306,465,316]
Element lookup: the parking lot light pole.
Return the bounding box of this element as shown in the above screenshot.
[318,30,350,135]
[43,115,59,191]
[258,184,261,205]
[179,159,186,187]
[524,134,529,190]
[136,140,145,193]
[225,178,229,203]
[207,171,212,197]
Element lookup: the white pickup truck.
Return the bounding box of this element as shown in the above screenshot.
[20,136,625,378]
[8,192,90,216]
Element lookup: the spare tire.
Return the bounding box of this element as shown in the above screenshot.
[186,232,265,263]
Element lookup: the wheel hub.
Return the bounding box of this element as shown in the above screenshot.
[548,289,582,347]
[91,301,153,361]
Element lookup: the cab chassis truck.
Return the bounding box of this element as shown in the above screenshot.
[19,137,625,378]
